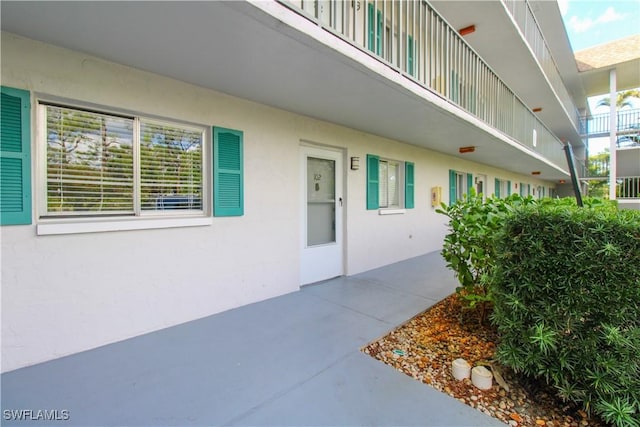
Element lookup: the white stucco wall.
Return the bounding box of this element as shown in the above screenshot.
[1,33,552,372]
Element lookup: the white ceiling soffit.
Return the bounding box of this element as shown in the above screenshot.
[0,1,569,180]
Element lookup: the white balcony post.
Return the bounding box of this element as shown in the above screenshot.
[609,69,617,200]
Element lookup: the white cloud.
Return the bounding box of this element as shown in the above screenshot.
[566,5,626,34]
[568,15,593,33]
[596,6,625,23]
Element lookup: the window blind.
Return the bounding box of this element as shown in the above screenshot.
[45,105,134,214]
[44,104,204,216]
[140,121,202,211]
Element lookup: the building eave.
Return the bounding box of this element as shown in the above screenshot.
[0,0,570,180]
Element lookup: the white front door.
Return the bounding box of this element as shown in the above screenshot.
[476,174,487,200]
[300,146,344,285]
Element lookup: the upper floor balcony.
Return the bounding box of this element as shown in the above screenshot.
[500,0,582,132]
[2,0,572,180]
[582,108,640,139]
[280,0,571,174]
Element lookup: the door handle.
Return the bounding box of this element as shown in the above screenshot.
[339,197,343,207]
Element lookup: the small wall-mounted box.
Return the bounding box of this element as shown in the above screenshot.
[431,186,442,207]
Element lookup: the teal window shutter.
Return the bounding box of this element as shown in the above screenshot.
[367,3,375,53]
[407,35,414,76]
[213,127,243,217]
[366,154,379,210]
[405,162,414,209]
[367,4,382,55]
[448,169,457,205]
[494,178,500,198]
[507,180,512,196]
[467,173,473,196]
[1,86,31,225]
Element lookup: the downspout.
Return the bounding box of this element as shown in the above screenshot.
[564,143,584,207]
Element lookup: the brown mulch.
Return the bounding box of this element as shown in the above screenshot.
[362,293,605,427]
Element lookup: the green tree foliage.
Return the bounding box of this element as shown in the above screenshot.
[585,151,610,198]
[436,192,537,322]
[596,89,640,109]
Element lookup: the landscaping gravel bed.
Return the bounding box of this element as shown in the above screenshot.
[362,294,604,427]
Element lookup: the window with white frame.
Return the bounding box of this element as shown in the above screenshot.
[378,159,400,208]
[455,171,468,201]
[41,103,204,217]
[495,178,511,198]
[366,154,414,211]
[448,169,472,205]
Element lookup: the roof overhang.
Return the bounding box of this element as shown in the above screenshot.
[0,1,570,180]
[579,58,640,98]
[575,35,640,98]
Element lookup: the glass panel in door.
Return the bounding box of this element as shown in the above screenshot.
[307,157,335,246]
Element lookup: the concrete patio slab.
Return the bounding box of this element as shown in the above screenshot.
[229,352,500,427]
[1,251,502,426]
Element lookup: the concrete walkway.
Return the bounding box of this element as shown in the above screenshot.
[1,251,503,426]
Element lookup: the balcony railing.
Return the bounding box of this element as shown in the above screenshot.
[501,0,581,132]
[278,0,567,169]
[583,108,640,137]
[617,176,640,199]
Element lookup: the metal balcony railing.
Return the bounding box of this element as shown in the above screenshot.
[278,0,567,169]
[583,108,640,138]
[501,0,581,132]
[617,176,640,199]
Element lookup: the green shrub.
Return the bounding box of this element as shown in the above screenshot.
[491,204,640,426]
[437,192,536,321]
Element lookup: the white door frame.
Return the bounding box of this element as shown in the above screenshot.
[300,144,344,285]
[475,174,487,200]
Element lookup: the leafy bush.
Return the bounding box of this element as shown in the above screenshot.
[437,192,536,321]
[491,204,640,426]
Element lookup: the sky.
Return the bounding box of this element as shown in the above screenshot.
[559,0,640,52]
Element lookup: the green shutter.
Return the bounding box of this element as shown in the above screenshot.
[213,127,243,217]
[405,162,414,209]
[507,181,512,196]
[1,86,31,226]
[467,173,473,196]
[366,154,379,210]
[494,178,500,198]
[407,35,414,76]
[367,4,382,55]
[367,3,375,53]
[449,169,457,205]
